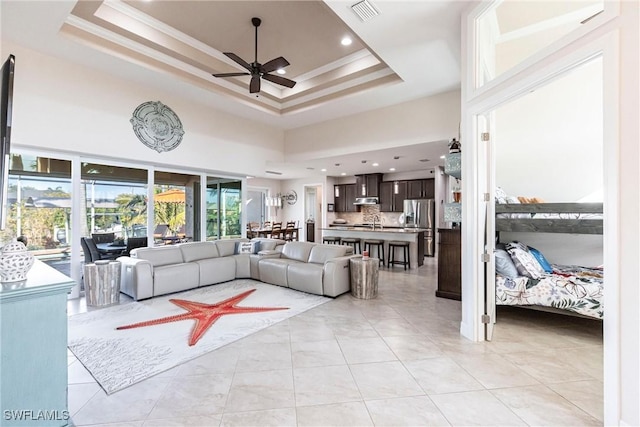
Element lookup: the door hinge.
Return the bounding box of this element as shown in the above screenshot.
[481,132,490,141]
[481,252,490,263]
[481,314,490,323]
[483,193,490,202]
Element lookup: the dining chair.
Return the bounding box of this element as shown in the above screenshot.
[80,237,94,263]
[269,225,284,240]
[246,224,257,239]
[85,237,121,261]
[91,232,115,244]
[124,237,147,256]
[284,222,297,241]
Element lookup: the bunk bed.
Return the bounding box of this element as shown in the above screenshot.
[494,202,604,319]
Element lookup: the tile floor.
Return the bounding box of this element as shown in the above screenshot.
[67,257,603,426]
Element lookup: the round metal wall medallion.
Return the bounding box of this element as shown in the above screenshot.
[130,101,184,153]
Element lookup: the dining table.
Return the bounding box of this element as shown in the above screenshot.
[96,242,127,255]
[254,228,299,241]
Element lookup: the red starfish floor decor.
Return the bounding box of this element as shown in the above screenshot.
[117,288,289,346]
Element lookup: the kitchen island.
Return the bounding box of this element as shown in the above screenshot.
[321,227,426,269]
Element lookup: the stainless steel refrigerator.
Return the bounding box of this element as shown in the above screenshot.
[403,199,436,257]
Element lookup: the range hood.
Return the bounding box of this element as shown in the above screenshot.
[354,197,379,205]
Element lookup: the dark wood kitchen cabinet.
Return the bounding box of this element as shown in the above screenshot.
[379,181,406,212]
[334,184,358,212]
[355,174,382,198]
[344,184,357,211]
[436,228,461,300]
[407,179,435,199]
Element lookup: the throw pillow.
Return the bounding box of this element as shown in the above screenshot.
[528,246,553,273]
[235,241,260,254]
[505,241,545,279]
[495,247,519,278]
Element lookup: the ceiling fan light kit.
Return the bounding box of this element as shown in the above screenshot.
[212,17,297,94]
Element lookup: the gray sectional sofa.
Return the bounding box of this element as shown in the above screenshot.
[117,238,355,300]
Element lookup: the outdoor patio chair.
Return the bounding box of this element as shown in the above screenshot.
[91,232,115,244]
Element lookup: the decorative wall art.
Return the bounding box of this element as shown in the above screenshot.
[130,101,184,153]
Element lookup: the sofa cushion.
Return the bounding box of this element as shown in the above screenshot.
[308,245,349,265]
[281,241,314,262]
[180,241,219,262]
[196,257,236,286]
[133,246,184,267]
[287,263,323,295]
[153,263,200,296]
[259,258,300,288]
[215,239,248,257]
[251,238,285,251]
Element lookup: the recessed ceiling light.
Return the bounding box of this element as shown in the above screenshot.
[321,168,327,172]
[372,163,379,167]
[276,69,286,75]
[440,155,446,159]
[419,159,429,162]
[335,163,341,167]
[341,36,352,46]
[246,175,254,179]
[389,167,396,171]
[393,156,400,160]
[341,172,346,176]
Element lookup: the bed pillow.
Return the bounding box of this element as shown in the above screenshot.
[495,187,508,204]
[527,246,553,273]
[495,246,519,278]
[505,241,545,279]
[235,241,260,254]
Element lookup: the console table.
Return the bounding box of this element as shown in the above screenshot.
[0,260,75,426]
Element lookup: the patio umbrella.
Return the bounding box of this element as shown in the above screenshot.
[154,189,185,234]
[154,189,185,204]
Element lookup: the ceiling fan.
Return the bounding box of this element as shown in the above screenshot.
[212,17,296,94]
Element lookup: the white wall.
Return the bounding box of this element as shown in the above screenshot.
[495,57,603,265]
[7,42,284,177]
[284,90,461,160]
[495,57,603,202]
[279,177,326,241]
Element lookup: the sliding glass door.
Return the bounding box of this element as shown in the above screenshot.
[2,153,72,275]
[206,177,241,240]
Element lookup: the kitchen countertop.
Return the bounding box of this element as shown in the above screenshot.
[322,227,428,233]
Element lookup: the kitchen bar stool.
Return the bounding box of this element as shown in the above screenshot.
[340,237,361,254]
[388,241,410,270]
[363,239,385,267]
[322,236,341,245]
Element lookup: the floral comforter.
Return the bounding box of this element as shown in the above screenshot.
[495,264,604,319]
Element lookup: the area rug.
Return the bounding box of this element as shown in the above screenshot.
[68,279,330,394]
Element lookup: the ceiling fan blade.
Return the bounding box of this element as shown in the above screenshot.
[250,75,261,93]
[212,72,250,78]
[260,56,290,74]
[223,52,252,71]
[262,73,297,89]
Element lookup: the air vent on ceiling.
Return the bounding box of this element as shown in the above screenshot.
[265,170,282,175]
[351,0,379,22]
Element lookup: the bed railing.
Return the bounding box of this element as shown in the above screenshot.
[495,202,603,234]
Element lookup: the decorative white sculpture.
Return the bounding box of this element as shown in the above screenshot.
[0,239,35,282]
[130,101,184,153]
